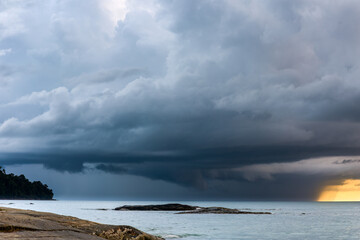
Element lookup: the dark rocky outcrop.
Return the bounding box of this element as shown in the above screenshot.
[0,207,163,240]
[115,203,197,211]
[177,207,271,214]
[114,203,271,214]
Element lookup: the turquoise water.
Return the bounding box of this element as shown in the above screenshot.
[0,200,358,239]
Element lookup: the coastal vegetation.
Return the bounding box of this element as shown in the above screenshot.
[0,167,53,200]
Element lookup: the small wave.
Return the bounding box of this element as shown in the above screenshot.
[163,233,203,239]
[181,233,203,237]
[163,235,181,239]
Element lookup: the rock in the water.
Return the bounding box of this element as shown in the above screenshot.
[176,207,272,214]
[0,207,163,240]
[114,203,272,215]
[115,203,197,211]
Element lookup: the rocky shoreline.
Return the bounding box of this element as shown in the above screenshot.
[0,207,163,240]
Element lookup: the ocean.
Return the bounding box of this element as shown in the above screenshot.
[0,200,358,239]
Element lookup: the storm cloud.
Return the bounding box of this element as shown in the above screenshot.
[1,0,360,199]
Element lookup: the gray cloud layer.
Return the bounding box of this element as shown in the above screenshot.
[1,0,360,199]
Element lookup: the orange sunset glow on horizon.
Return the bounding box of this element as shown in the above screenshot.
[317,179,360,202]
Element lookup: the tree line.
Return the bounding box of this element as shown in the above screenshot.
[0,167,53,200]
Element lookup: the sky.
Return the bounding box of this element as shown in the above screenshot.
[1,0,360,200]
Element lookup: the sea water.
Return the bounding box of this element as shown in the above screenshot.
[0,200,358,240]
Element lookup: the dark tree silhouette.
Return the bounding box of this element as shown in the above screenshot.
[0,167,53,200]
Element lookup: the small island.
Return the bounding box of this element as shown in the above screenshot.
[114,203,272,214]
[0,167,53,200]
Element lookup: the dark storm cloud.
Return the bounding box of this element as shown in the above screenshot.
[95,164,127,174]
[1,0,360,199]
[3,0,360,150]
[3,145,360,200]
[335,159,360,164]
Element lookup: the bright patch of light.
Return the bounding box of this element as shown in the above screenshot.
[0,48,11,56]
[100,0,128,26]
[318,179,360,202]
